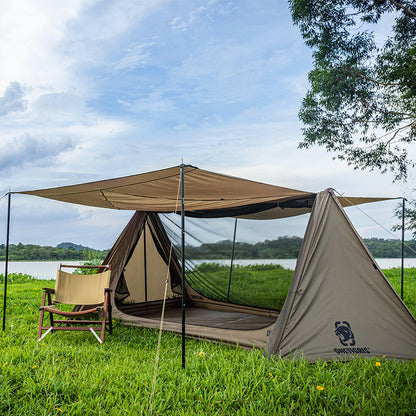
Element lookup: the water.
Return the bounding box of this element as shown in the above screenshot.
[1,258,416,280]
[191,258,416,270]
[0,261,83,280]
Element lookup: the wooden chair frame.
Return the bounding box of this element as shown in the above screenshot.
[38,264,112,344]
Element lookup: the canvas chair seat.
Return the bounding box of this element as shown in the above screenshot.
[38,265,112,343]
[41,304,100,316]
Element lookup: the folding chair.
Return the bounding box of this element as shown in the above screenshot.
[38,264,112,343]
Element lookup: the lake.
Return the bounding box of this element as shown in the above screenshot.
[1,258,416,280]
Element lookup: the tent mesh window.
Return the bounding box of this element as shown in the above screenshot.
[162,215,305,311]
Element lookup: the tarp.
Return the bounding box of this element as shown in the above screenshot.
[19,165,395,219]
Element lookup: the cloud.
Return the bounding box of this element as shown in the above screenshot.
[0,82,28,116]
[170,0,236,31]
[115,42,156,71]
[0,134,75,172]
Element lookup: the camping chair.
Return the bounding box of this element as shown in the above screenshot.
[38,264,112,343]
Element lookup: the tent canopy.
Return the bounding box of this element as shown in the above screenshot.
[19,165,395,219]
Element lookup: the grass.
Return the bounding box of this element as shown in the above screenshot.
[189,264,416,312]
[188,263,293,310]
[0,269,416,415]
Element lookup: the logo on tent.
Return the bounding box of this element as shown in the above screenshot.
[334,321,356,347]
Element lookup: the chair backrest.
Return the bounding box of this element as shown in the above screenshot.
[54,270,111,305]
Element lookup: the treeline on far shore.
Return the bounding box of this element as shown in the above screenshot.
[1,237,416,261]
[0,243,108,262]
[185,236,416,259]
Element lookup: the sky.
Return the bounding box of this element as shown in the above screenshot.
[0,0,414,250]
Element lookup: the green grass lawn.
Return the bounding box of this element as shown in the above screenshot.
[188,263,294,309]
[0,270,416,415]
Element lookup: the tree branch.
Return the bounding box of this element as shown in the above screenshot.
[387,0,416,19]
[339,64,399,87]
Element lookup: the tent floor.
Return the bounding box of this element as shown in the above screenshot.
[118,304,276,330]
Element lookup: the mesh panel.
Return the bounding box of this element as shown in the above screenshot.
[161,214,309,311]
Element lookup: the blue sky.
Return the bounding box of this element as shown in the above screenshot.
[0,0,413,249]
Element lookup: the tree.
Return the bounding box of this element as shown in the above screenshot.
[290,0,416,181]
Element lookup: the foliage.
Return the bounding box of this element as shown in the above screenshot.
[185,236,303,259]
[2,237,415,264]
[0,272,37,284]
[0,243,108,262]
[393,200,416,238]
[363,237,416,257]
[185,236,416,259]
[73,251,106,275]
[0,275,415,415]
[290,0,416,180]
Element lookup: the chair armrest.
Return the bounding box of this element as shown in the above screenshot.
[42,288,55,294]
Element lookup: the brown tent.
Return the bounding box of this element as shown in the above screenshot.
[265,190,416,361]
[93,190,416,361]
[103,211,279,349]
[14,165,415,360]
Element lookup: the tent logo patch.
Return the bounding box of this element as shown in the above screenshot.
[334,321,355,346]
[333,321,371,355]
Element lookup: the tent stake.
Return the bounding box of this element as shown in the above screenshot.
[227,218,238,302]
[401,198,406,300]
[2,192,11,331]
[180,164,186,369]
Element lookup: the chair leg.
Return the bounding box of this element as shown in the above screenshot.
[38,327,53,342]
[108,304,113,335]
[100,292,110,343]
[38,308,45,341]
[100,315,106,343]
[90,328,103,344]
[38,291,47,341]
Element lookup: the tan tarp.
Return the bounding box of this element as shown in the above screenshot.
[266,189,416,361]
[19,165,394,219]
[20,166,312,213]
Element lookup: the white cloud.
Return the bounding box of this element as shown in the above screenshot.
[0,0,92,92]
[170,0,236,31]
[115,42,156,71]
[0,133,75,172]
[0,82,28,116]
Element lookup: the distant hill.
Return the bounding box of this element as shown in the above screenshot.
[57,242,92,251]
[0,243,108,261]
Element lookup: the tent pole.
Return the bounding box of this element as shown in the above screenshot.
[180,164,186,369]
[2,192,11,331]
[401,198,406,300]
[143,217,148,303]
[227,218,238,302]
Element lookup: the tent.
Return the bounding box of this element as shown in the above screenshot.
[96,189,416,361]
[5,165,415,361]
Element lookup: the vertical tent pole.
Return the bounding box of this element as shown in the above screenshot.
[180,164,186,369]
[2,192,11,331]
[143,217,148,303]
[401,198,406,300]
[227,218,238,302]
